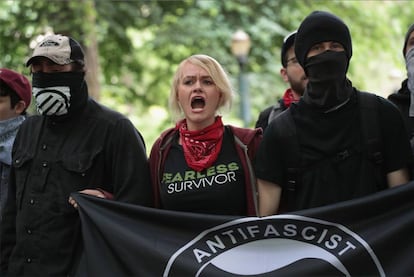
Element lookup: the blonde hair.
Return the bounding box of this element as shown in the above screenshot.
[169,54,233,122]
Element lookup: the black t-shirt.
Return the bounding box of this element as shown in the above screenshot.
[255,92,412,211]
[160,128,246,215]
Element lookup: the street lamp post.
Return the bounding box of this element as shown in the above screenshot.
[231,29,251,128]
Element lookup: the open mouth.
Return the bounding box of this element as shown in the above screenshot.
[191,96,206,109]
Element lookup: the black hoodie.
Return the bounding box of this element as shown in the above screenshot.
[388,79,414,148]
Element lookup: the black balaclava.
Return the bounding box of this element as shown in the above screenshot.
[295,10,353,111]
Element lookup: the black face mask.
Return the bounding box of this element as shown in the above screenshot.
[303,51,352,110]
[32,72,86,116]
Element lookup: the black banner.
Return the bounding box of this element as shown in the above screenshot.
[73,181,414,276]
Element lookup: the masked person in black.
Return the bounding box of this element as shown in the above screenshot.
[255,11,413,215]
[0,34,152,276]
[388,23,414,155]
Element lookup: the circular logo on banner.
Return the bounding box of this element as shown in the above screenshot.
[164,215,384,276]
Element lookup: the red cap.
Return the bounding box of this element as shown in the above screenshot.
[0,68,32,107]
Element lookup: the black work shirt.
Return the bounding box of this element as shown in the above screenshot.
[0,98,152,276]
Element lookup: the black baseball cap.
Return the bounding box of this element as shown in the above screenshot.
[281,31,297,67]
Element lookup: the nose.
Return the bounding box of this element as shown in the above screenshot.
[192,79,202,91]
[321,42,332,51]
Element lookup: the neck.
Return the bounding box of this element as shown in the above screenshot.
[291,90,302,101]
[185,117,216,131]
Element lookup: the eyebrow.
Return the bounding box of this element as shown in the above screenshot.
[182,75,212,79]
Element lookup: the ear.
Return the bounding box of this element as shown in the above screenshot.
[280,68,289,83]
[217,91,223,108]
[14,100,27,115]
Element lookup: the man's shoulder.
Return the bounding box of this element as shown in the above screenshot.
[358,91,401,113]
[268,108,296,137]
[18,114,42,129]
[88,100,130,123]
[258,105,275,117]
[258,102,283,116]
[255,101,284,129]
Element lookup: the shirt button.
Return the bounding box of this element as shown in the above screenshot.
[42,144,47,150]
[29,199,35,205]
[42,162,48,167]
[15,159,20,164]
[26,258,32,263]
[27,229,32,235]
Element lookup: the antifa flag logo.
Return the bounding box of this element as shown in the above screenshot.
[74,182,414,276]
[164,215,384,276]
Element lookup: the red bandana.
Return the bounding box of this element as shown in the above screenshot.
[176,116,224,172]
[282,88,300,108]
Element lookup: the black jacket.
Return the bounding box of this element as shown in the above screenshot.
[388,79,414,147]
[0,98,152,276]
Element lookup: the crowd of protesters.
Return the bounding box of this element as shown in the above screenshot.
[0,10,413,276]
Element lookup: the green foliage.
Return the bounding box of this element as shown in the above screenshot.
[1,0,413,150]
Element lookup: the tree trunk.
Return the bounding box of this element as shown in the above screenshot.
[83,0,101,100]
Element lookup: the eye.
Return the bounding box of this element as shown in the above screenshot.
[50,64,66,72]
[310,44,322,51]
[203,79,214,85]
[331,42,344,50]
[183,79,194,85]
[286,57,298,65]
[31,65,40,73]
